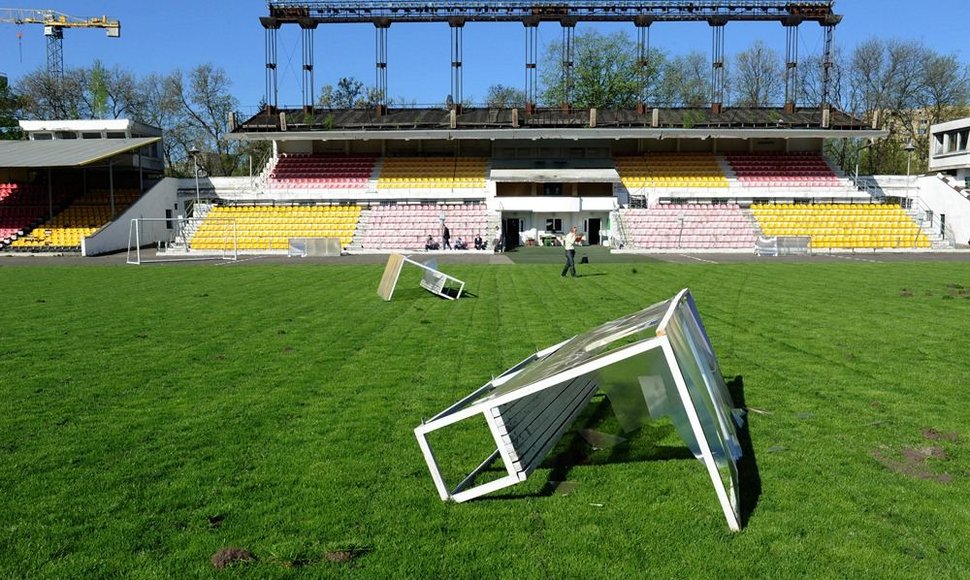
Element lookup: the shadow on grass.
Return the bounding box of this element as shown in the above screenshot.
[726,375,762,528]
[475,378,762,528]
[477,394,694,502]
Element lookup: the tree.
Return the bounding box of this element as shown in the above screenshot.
[164,64,242,177]
[732,41,783,107]
[485,84,526,108]
[657,52,710,107]
[540,30,650,108]
[0,75,24,140]
[318,77,387,109]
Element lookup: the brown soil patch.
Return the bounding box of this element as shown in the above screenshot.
[923,428,960,442]
[899,289,914,297]
[325,546,369,564]
[873,445,953,484]
[211,547,255,570]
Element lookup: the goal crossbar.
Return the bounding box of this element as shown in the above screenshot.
[127,216,238,265]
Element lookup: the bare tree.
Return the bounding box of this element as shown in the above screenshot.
[732,41,783,107]
[485,84,526,108]
[165,64,242,177]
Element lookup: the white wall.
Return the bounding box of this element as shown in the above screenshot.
[81,178,179,256]
[914,175,970,246]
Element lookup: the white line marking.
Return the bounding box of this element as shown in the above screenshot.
[829,254,882,264]
[678,254,719,264]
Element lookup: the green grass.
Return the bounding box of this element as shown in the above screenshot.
[1,260,969,578]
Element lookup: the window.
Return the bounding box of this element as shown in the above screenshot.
[82,132,102,140]
[106,132,127,139]
[33,133,53,140]
[543,183,563,196]
[545,218,563,233]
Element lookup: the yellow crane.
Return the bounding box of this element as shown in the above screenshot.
[0,8,121,79]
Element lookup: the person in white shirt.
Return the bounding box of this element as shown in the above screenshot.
[561,226,581,277]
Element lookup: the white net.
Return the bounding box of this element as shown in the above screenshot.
[127,217,238,264]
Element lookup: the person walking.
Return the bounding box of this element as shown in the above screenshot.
[442,224,452,250]
[561,225,582,278]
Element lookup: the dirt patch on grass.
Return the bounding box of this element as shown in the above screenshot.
[922,428,960,443]
[873,444,953,484]
[325,545,370,564]
[211,547,255,570]
[899,288,914,298]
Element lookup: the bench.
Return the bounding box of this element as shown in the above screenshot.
[414,289,745,531]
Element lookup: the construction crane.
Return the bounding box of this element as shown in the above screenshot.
[0,8,120,79]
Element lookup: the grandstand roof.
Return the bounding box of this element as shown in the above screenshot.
[233,107,886,141]
[0,137,160,168]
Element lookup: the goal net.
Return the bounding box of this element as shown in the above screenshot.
[127,216,238,265]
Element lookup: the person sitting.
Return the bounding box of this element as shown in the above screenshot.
[454,237,467,250]
[474,235,484,250]
[425,236,439,251]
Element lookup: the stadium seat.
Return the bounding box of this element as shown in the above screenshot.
[751,203,930,249]
[191,204,362,251]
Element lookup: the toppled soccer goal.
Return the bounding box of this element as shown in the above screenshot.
[377,254,465,301]
[414,289,745,531]
[126,217,238,265]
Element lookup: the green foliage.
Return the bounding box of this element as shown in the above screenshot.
[89,60,109,118]
[0,75,23,140]
[485,84,527,108]
[540,30,660,109]
[1,261,969,576]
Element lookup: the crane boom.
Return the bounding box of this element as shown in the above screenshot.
[0,8,121,79]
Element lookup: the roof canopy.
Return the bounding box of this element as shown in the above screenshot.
[0,138,159,168]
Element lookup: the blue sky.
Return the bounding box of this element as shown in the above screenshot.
[0,1,966,112]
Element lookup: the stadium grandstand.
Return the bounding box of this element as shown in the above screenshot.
[2,1,968,258]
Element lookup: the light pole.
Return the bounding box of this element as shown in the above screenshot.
[904,141,916,209]
[854,139,873,189]
[189,147,201,214]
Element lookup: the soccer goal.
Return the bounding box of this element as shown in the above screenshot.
[126,216,238,265]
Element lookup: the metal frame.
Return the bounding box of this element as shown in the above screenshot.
[261,1,841,114]
[414,288,743,531]
[377,253,466,300]
[126,217,238,265]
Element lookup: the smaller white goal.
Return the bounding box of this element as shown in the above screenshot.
[127,216,238,265]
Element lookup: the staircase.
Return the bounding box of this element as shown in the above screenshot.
[741,207,764,238]
[348,207,371,250]
[485,211,502,250]
[907,209,951,249]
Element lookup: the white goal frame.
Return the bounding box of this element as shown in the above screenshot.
[127,217,238,265]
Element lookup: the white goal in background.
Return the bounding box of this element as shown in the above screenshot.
[127,217,238,265]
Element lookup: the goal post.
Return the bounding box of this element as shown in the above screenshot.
[126,216,238,265]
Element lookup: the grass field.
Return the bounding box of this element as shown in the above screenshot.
[2,258,969,578]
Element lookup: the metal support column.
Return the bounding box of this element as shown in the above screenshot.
[783,18,801,113]
[820,17,840,112]
[260,18,280,112]
[524,19,539,113]
[635,17,653,114]
[300,19,318,114]
[709,18,727,114]
[449,19,465,112]
[560,18,576,112]
[375,19,390,115]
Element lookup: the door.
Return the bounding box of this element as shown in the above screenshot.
[504,218,521,251]
[586,218,601,246]
[940,214,946,237]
